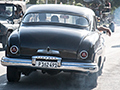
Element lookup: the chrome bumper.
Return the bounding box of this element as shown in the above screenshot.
[1,57,98,73]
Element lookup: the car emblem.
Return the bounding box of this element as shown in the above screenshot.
[46,46,50,52]
[37,47,60,54]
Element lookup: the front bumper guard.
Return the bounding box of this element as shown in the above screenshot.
[1,56,98,73]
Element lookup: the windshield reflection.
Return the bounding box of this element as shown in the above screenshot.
[23,12,89,27]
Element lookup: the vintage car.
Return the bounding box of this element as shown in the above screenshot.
[1,4,105,82]
[0,1,26,49]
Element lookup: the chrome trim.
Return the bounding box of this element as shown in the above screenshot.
[1,57,32,66]
[1,57,98,73]
[32,56,61,60]
[37,49,60,54]
[95,46,102,53]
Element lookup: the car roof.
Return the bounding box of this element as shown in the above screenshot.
[0,1,26,13]
[25,4,95,20]
[0,1,25,6]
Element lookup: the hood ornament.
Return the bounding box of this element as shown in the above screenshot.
[47,46,50,52]
[37,46,60,54]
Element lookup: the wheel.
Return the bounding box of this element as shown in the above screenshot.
[7,66,21,82]
[98,57,102,68]
[109,22,115,32]
[85,72,98,88]
[98,57,106,76]
[2,31,11,49]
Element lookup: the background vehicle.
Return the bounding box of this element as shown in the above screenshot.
[0,1,26,49]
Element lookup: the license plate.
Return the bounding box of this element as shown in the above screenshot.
[36,61,58,68]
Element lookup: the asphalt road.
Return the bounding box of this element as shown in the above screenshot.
[0,25,120,90]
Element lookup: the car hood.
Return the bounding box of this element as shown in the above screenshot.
[0,19,8,24]
[19,25,90,58]
[0,18,19,31]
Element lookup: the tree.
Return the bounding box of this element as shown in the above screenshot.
[29,0,37,4]
[111,0,120,10]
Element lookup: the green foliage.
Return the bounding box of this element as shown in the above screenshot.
[59,0,67,4]
[75,0,83,3]
[111,0,120,9]
[27,0,120,9]
[76,3,84,7]
[29,0,37,4]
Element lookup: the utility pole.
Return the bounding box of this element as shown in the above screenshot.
[67,0,69,5]
[55,0,57,4]
[46,0,48,4]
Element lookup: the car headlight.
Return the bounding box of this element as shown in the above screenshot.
[79,50,88,59]
[10,45,19,54]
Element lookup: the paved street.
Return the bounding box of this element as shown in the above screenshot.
[94,25,120,90]
[0,25,120,90]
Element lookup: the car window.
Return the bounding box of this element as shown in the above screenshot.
[23,12,89,27]
[0,4,13,17]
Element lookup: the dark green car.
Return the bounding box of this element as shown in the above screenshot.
[1,4,105,82]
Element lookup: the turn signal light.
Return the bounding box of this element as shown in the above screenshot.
[10,45,19,54]
[80,50,88,59]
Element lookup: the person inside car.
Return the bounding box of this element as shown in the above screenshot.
[39,13,46,22]
[51,15,59,22]
[14,5,23,19]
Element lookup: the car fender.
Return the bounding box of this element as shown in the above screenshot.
[7,30,20,56]
[77,32,101,61]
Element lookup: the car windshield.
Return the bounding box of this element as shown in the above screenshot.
[0,4,13,18]
[22,12,89,27]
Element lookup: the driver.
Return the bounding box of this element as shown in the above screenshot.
[0,5,6,14]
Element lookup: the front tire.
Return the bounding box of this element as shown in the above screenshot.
[7,66,21,82]
[85,72,98,88]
